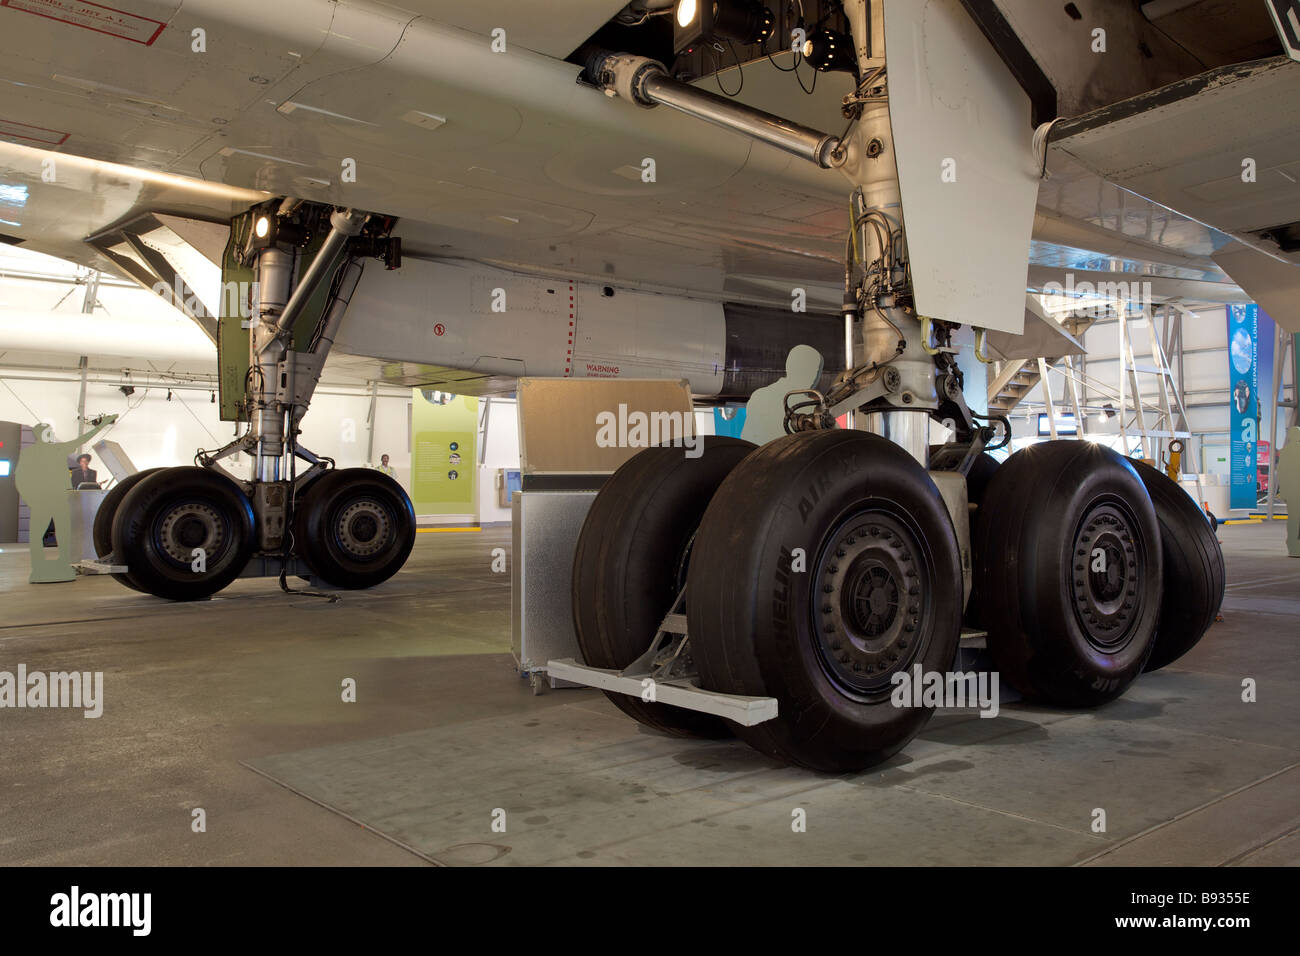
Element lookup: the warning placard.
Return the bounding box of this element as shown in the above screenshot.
[1,0,167,46]
[0,117,69,145]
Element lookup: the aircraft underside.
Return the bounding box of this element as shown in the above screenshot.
[10,0,1289,769]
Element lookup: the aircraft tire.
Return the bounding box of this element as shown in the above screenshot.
[111,467,255,601]
[95,467,165,593]
[94,467,164,561]
[571,437,756,739]
[975,441,1162,705]
[294,468,415,589]
[688,430,963,771]
[1131,461,1225,672]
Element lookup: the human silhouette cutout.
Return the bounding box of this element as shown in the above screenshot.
[15,416,117,583]
[741,345,825,446]
[1277,426,1300,558]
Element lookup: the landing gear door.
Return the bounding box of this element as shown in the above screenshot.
[879,0,1040,335]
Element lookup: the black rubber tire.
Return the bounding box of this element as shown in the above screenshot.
[111,467,255,601]
[293,468,415,589]
[572,437,756,738]
[689,430,964,772]
[974,441,1163,706]
[1132,461,1225,672]
[94,468,164,561]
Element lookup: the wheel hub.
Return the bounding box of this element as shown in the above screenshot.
[1071,502,1142,649]
[157,501,225,566]
[813,512,928,696]
[335,498,392,558]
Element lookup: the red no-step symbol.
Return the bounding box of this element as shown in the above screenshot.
[434,323,446,337]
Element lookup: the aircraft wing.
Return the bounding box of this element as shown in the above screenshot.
[1049,55,1300,266]
[0,0,1286,329]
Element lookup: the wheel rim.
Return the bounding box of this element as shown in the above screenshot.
[332,496,394,559]
[153,499,229,569]
[811,508,931,699]
[1070,498,1145,650]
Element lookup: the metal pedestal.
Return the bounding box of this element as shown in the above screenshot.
[511,487,600,685]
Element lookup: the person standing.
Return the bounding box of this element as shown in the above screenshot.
[376,453,395,478]
[16,416,117,582]
[70,453,98,488]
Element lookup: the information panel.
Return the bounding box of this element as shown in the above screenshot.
[1227,305,1259,510]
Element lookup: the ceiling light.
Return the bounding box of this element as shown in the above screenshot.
[802,28,857,73]
[673,0,773,56]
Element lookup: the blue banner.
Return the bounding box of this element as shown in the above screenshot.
[1227,304,1259,510]
[713,406,746,438]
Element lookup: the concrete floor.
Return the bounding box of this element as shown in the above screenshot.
[0,521,1296,866]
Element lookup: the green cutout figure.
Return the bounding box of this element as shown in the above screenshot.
[1278,426,1300,558]
[15,416,117,583]
[741,345,825,446]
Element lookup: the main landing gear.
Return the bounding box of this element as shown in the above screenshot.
[567,0,1225,770]
[572,430,1225,771]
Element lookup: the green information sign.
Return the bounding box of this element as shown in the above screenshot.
[411,391,478,515]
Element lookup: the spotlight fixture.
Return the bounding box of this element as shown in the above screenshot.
[247,209,278,252]
[802,28,856,73]
[166,389,173,402]
[210,391,217,404]
[119,384,135,397]
[673,0,774,56]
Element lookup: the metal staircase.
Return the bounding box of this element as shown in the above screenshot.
[987,313,1098,415]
